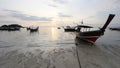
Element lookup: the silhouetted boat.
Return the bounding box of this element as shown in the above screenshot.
[29,27,39,32]
[26,27,30,30]
[57,27,61,29]
[76,14,115,43]
[109,27,120,31]
[64,26,76,32]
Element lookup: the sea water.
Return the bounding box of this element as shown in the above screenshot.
[0,27,120,68]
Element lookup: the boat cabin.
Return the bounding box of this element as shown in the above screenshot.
[76,25,93,32]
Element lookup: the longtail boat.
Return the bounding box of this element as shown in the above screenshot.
[76,14,115,43]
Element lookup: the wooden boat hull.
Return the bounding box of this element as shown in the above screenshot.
[64,29,76,32]
[30,29,38,32]
[76,30,103,43]
[76,35,100,43]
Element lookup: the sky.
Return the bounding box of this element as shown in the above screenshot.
[0,0,120,27]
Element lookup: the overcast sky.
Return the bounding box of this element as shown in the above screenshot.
[0,0,120,27]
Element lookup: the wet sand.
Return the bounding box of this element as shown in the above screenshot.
[75,37,120,68]
[0,39,120,68]
[0,46,79,68]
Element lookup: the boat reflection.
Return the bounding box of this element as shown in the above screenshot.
[75,37,94,46]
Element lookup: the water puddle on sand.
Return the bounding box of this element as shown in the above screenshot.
[0,46,80,68]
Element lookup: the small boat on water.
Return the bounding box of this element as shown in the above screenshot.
[29,27,39,32]
[76,14,115,43]
[109,27,120,31]
[64,26,76,32]
[57,27,61,29]
[27,27,30,30]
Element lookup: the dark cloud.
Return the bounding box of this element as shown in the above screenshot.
[52,0,67,4]
[58,13,72,17]
[0,21,19,24]
[3,9,53,21]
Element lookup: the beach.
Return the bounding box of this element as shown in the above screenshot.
[0,27,120,68]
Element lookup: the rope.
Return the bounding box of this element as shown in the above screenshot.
[76,46,82,68]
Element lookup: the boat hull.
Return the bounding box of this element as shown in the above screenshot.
[76,35,99,43]
[64,29,76,32]
[76,30,103,43]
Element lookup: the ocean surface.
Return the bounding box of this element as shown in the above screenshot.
[0,27,119,48]
[0,27,76,48]
[0,27,120,68]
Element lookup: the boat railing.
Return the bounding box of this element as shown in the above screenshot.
[80,28,99,32]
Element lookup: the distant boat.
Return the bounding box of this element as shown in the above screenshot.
[76,14,115,43]
[109,27,120,31]
[64,26,76,32]
[57,27,61,29]
[29,27,39,32]
[26,27,30,30]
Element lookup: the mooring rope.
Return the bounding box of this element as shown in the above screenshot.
[76,46,82,68]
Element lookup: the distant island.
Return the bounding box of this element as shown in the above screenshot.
[0,24,23,31]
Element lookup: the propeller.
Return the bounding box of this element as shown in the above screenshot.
[101,14,115,31]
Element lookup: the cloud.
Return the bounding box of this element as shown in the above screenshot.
[84,15,95,20]
[52,0,67,4]
[115,0,120,3]
[48,4,58,7]
[3,9,53,21]
[48,0,67,8]
[0,15,6,18]
[48,0,68,8]
[4,9,20,13]
[58,13,72,17]
[0,21,19,24]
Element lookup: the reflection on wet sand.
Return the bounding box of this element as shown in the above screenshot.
[75,37,120,68]
[75,37,94,46]
[0,47,80,68]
